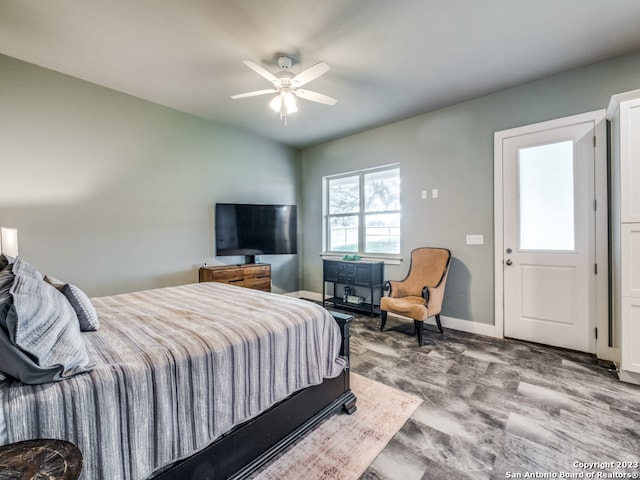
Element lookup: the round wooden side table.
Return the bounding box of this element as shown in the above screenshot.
[0,439,82,480]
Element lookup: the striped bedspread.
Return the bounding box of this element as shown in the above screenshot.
[0,282,346,479]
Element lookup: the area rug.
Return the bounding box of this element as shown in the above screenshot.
[250,372,422,480]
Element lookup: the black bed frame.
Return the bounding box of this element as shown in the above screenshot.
[153,312,356,480]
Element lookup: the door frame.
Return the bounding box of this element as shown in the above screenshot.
[494,110,612,359]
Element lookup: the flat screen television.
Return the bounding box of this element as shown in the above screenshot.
[215,203,297,263]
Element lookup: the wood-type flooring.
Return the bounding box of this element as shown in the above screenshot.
[344,312,640,480]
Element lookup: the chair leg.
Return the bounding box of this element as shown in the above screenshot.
[380,311,387,331]
[435,314,443,333]
[414,320,424,346]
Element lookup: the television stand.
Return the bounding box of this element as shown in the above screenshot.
[199,263,271,292]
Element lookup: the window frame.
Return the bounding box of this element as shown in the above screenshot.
[323,164,401,256]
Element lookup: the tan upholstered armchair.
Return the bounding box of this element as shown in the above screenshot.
[380,247,451,346]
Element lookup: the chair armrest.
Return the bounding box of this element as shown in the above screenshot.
[422,268,450,315]
[422,286,430,303]
[386,280,422,298]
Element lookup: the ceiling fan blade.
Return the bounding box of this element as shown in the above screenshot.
[294,89,337,106]
[231,89,278,99]
[292,61,330,87]
[242,60,279,85]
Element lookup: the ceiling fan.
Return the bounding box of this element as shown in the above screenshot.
[231,56,337,124]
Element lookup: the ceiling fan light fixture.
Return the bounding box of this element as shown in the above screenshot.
[283,91,297,114]
[232,56,335,124]
[269,94,282,113]
[270,91,297,119]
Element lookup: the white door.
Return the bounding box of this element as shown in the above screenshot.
[501,120,596,352]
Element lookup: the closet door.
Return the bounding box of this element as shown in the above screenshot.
[621,297,640,373]
[620,98,640,223]
[621,224,640,298]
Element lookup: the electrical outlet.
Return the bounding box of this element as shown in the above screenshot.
[432,188,438,198]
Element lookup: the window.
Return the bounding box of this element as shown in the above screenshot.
[518,141,575,251]
[325,165,400,255]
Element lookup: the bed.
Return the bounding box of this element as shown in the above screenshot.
[0,258,355,480]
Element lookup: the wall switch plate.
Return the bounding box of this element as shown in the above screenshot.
[466,234,484,245]
[432,188,438,198]
[421,190,427,199]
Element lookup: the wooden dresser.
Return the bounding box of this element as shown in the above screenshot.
[199,263,271,292]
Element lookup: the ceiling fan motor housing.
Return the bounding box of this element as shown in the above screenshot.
[276,71,295,87]
[277,56,293,69]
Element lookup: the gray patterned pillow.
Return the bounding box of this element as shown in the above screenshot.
[0,262,14,381]
[0,257,92,384]
[0,263,12,304]
[0,326,84,384]
[0,254,8,270]
[44,275,99,331]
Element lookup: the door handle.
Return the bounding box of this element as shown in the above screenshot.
[505,259,513,266]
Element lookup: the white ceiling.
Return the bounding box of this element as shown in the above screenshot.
[2,0,640,148]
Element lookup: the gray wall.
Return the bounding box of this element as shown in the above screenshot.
[0,54,301,296]
[301,51,640,326]
[4,49,640,322]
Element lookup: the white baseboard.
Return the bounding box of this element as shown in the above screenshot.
[615,363,640,385]
[290,290,502,338]
[290,290,323,301]
[433,315,502,338]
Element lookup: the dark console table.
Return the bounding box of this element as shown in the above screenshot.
[322,259,384,316]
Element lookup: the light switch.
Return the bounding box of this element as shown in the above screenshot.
[421,190,427,199]
[466,234,484,245]
[432,189,438,198]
